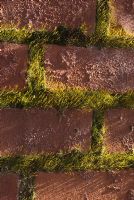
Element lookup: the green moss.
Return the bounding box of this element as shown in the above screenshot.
[27,43,45,92]
[0,89,134,110]
[0,153,133,173]
[91,110,105,154]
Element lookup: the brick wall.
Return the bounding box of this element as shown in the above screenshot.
[0,0,134,199]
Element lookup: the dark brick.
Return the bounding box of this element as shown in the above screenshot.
[0,173,19,200]
[104,109,134,153]
[109,0,134,34]
[35,169,134,200]
[0,43,28,90]
[0,0,96,33]
[0,108,92,155]
[44,45,134,92]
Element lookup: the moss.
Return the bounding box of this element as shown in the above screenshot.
[0,153,133,173]
[19,174,34,200]
[1,89,133,110]
[27,43,45,92]
[91,110,105,154]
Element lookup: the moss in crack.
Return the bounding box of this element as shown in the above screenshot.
[97,153,134,170]
[91,110,105,155]
[90,0,109,47]
[19,173,34,200]
[0,26,31,44]
[0,89,134,110]
[0,89,118,110]
[0,25,91,47]
[27,43,45,92]
[0,153,133,174]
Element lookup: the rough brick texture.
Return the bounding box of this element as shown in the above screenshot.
[35,169,134,200]
[44,45,134,92]
[110,0,134,34]
[0,0,96,33]
[104,109,134,153]
[0,43,28,90]
[0,108,92,155]
[0,173,19,200]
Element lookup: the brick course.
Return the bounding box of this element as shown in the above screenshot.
[44,45,134,92]
[0,108,92,155]
[35,169,134,200]
[0,0,96,33]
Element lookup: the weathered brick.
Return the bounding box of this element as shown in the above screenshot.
[0,43,28,90]
[109,0,134,34]
[0,0,96,33]
[35,169,134,200]
[44,45,134,92]
[104,109,134,153]
[0,173,19,200]
[0,108,92,155]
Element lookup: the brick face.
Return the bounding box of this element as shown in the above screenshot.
[104,109,134,153]
[0,0,96,33]
[0,108,92,155]
[0,173,19,200]
[110,0,134,34]
[35,169,134,200]
[44,45,134,92]
[0,43,28,90]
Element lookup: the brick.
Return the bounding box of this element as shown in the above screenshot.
[0,109,25,155]
[0,108,92,155]
[35,169,134,200]
[109,0,134,34]
[0,0,96,33]
[0,173,19,200]
[44,45,134,92]
[0,43,28,90]
[104,109,134,153]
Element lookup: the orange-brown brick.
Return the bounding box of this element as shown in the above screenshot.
[35,169,134,200]
[0,173,19,200]
[0,43,28,90]
[44,45,134,92]
[0,108,92,155]
[0,0,96,33]
[104,109,134,153]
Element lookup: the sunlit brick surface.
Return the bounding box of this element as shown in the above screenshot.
[44,45,134,92]
[35,169,134,200]
[110,0,134,34]
[0,0,96,33]
[0,108,92,155]
[104,109,134,153]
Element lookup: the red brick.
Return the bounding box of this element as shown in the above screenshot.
[44,45,134,92]
[0,43,28,90]
[35,169,134,200]
[0,173,19,200]
[0,0,96,33]
[104,109,134,153]
[0,108,92,155]
[0,109,25,155]
[110,0,134,34]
